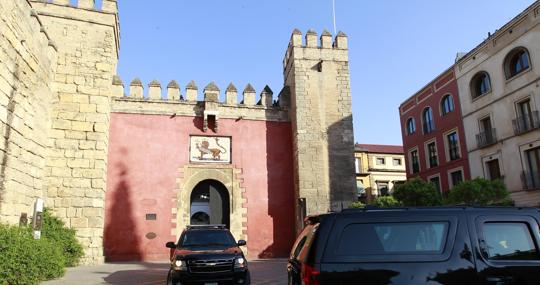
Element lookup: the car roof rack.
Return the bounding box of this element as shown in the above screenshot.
[341,205,536,212]
[186,224,227,230]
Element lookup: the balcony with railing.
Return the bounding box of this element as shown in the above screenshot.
[512,111,540,135]
[521,170,540,190]
[476,128,497,149]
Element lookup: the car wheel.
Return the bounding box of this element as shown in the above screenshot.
[166,269,179,285]
[244,270,251,285]
[166,269,172,285]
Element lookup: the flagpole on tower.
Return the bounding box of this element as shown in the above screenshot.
[332,0,337,35]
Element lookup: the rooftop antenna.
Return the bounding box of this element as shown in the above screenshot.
[332,0,337,35]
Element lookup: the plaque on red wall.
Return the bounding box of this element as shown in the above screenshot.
[190,136,231,163]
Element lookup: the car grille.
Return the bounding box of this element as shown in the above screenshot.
[188,258,234,273]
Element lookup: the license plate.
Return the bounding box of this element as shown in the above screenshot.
[204,283,218,285]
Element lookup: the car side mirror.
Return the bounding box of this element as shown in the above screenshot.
[165,241,176,249]
[237,240,247,246]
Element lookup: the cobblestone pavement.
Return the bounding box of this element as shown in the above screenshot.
[41,259,287,285]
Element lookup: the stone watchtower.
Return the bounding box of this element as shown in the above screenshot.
[30,0,119,264]
[283,29,356,229]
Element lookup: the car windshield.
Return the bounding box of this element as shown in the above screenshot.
[180,230,236,247]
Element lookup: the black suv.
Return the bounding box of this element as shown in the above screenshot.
[288,207,540,285]
[166,225,250,285]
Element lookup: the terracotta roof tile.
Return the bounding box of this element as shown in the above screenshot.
[355,144,403,154]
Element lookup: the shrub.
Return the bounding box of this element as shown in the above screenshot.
[0,224,64,285]
[42,209,84,267]
[445,178,513,206]
[372,196,401,208]
[349,201,365,208]
[393,178,442,206]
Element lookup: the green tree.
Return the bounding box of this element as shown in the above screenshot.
[372,196,401,208]
[393,177,442,206]
[445,178,513,206]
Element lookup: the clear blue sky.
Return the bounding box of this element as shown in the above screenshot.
[116,0,534,145]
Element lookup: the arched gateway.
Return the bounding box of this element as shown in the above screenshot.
[176,166,248,254]
[190,179,230,228]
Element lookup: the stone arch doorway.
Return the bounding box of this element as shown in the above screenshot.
[176,166,247,254]
[190,179,230,228]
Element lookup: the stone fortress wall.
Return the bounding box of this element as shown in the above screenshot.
[0,0,58,225]
[0,0,356,264]
[31,0,119,264]
[0,0,120,264]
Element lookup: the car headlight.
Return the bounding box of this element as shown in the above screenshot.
[234,257,246,268]
[173,259,187,271]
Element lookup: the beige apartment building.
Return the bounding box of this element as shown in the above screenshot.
[355,144,407,203]
[455,1,540,206]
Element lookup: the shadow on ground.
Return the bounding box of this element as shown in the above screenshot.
[248,259,288,285]
[102,262,168,285]
[42,260,287,285]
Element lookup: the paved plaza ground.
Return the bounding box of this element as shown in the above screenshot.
[41,259,287,285]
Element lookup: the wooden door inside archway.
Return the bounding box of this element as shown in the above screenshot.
[190,179,230,228]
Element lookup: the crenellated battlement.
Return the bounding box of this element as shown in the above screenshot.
[29,0,120,58]
[33,0,118,13]
[283,29,348,73]
[288,28,348,49]
[112,77,288,110]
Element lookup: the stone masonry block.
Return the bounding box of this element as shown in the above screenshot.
[83,207,101,217]
[56,139,80,150]
[83,150,106,160]
[86,187,103,196]
[64,149,84,158]
[80,104,97,113]
[71,121,94,132]
[47,187,58,198]
[85,113,108,123]
[59,93,74,103]
[93,123,108,132]
[88,217,103,228]
[65,131,87,140]
[47,158,67,167]
[63,178,92,188]
[67,159,91,168]
[53,119,72,130]
[71,217,88,228]
[51,167,70,177]
[79,141,96,150]
[86,132,107,141]
[66,208,77,218]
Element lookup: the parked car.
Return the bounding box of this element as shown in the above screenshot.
[166,224,250,285]
[287,206,540,285]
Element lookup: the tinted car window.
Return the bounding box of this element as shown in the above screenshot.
[292,236,307,259]
[336,222,448,255]
[290,223,319,262]
[180,230,236,247]
[483,222,539,260]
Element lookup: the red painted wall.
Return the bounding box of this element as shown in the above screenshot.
[105,113,295,261]
[399,69,471,193]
